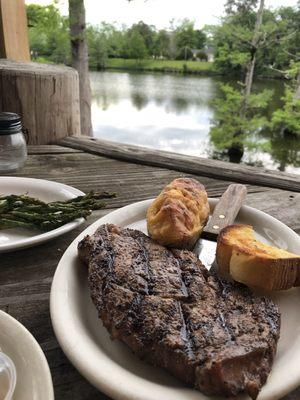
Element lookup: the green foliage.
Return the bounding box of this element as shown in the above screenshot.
[127,21,156,55]
[87,25,109,69]
[26,4,70,64]
[271,63,300,136]
[213,3,300,76]
[26,1,209,66]
[175,19,206,49]
[196,51,208,61]
[271,91,300,135]
[225,0,258,15]
[175,47,193,61]
[210,84,273,150]
[153,29,171,58]
[126,31,148,60]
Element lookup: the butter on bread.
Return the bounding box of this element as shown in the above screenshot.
[147,178,210,249]
[217,224,300,291]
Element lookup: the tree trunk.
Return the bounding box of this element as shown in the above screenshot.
[244,0,265,100]
[229,0,265,159]
[69,0,92,136]
[294,72,300,101]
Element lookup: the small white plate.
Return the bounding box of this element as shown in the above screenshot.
[50,199,300,400]
[0,176,85,252]
[0,310,54,400]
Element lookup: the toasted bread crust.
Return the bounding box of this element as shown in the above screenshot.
[217,224,300,291]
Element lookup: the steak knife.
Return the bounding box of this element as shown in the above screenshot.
[194,184,248,269]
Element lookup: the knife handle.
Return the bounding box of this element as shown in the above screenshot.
[202,184,247,241]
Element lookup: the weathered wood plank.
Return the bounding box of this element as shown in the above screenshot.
[5,152,273,210]
[59,136,300,192]
[245,190,300,235]
[28,145,83,155]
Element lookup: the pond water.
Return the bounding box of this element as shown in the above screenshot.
[90,70,299,173]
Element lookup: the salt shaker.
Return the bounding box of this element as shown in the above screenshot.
[0,352,17,400]
[0,112,27,172]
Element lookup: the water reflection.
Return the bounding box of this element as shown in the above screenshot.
[131,92,149,110]
[90,70,299,172]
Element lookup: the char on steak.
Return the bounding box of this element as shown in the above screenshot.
[78,224,280,399]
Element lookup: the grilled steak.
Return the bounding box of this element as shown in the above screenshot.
[78,224,280,399]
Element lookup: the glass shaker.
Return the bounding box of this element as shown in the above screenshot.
[0,112,27,172]
[0,352,17,400]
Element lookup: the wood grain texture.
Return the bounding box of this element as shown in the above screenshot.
[0,60,81,144]
[202,184,247,240]
[28,145,83,155]
[0,146,299,400]
[5,152,272,209]
[0,0,30,61]
[59,136,300,192]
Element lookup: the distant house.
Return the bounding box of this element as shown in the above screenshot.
[205,47,215,62]
[191,46,215,62]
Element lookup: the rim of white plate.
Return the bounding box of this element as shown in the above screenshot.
[0,176,85,252]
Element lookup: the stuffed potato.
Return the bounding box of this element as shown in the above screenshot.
[147,178,210,249]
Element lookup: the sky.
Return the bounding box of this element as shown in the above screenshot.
[25,0,298,29]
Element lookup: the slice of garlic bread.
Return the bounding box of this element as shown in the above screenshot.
[216,224,300,291]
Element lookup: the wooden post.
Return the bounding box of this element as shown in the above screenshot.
[0,0,30,61]
[69,0,92,136]
[0,59,81,144]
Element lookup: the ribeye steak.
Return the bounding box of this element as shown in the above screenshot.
[78,224,280,399]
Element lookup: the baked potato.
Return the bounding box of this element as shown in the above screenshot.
[146,178,210,249]
[217,224,300,291]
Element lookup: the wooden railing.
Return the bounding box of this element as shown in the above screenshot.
[60,136,300,192]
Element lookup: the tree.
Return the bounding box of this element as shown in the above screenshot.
[225,0,258,14]
[194,30,206,49]
[210,0,273,163]
[242,0,265,101]
[153,29,170,58]
[213,2,300,77]
[69,0,92,136]
[87,25,109,69]
[174,19,206,60]
[271,62,300,137]
[210,84,273,162]
[126,31,148,60]
[26,4,70,64]
[128,21,156,55]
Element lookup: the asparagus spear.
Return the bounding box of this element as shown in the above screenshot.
[0,191,116,232]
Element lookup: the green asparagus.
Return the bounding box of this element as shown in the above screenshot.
[0,191,116,231]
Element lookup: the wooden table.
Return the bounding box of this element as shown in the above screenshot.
[1,138,300,400]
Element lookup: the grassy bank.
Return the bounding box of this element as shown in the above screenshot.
[104,58,215,74]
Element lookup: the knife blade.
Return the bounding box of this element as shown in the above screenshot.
[194,184,248,269]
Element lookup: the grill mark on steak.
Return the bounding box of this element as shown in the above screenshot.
[177,301,195,360]
[79,224,280,400]
[217,311,234,342]
[135,236,154,295]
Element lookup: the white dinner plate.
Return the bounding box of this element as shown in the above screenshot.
[0,310,54,400]
[50,199,300,400]
[0,176,85,252]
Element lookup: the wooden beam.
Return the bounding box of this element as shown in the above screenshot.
[59,136,300,192]
[0,0,30,61]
